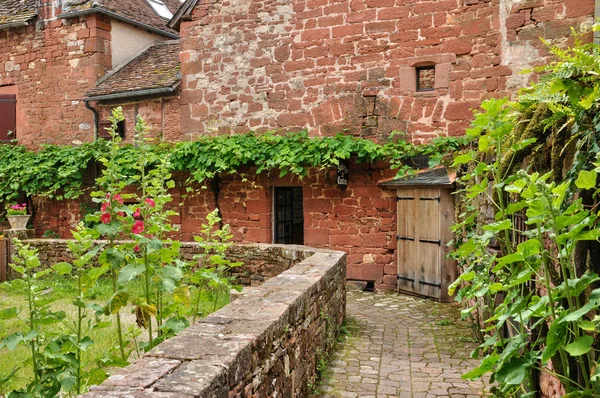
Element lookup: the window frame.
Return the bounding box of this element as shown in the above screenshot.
[416,65,436,92]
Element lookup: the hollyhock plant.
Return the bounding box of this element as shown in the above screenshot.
[132,220,145,235]
[145,198,155,207]
[100,212,111,224]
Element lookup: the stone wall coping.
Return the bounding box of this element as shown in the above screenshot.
[76,245,346,397]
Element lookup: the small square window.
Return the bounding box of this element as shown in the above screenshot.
[416,66,435,92]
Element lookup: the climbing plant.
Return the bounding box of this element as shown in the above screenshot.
[451,34,600,397]
[0,130,466,202]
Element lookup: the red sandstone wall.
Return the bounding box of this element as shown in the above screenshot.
[165,162,398,289]
[97,95,181,142]
[179,0,594,141]
[0,14,112,148]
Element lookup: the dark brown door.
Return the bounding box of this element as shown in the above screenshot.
[274,187,304,244]
[0,94,16,141]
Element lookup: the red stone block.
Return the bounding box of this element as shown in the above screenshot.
[564,0,594,18]
[330,234,362,247]
[304,228,330,245]
[304,198,333,213]
[332,24,363,38]
[361,233,387,247]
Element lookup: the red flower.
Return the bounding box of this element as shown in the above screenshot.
[114,194,124,205]
[133,208,141,218]
[132,220,145,234]
[101,202,109,212]
[145,198,155,207]
[100,213,111,224]
[118,211,125,217]
[134,245,140,253]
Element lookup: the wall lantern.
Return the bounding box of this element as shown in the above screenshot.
[337,161,349,190]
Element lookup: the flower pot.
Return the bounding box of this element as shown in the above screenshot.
[7,215,30,230]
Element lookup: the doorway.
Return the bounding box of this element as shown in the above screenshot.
[273,187,304,245]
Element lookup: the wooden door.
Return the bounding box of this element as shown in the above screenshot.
[397,188,453,300]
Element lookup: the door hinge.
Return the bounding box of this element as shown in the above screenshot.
[420,197,440,202]
[419,239,441,246]
[397,274,415,282]
[397,197,414,201]
[419,280,441,288]
[396,235,415,241]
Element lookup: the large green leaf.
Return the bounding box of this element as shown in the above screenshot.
[565,335,594,357]
[495,357,527,386]
[575,170,597,190]
[0,307,19,320]
[542,317,567,362]
[118,263,145,285]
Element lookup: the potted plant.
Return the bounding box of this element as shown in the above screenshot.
[6,203,30,230]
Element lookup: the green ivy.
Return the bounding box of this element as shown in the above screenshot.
[0,131,467,202]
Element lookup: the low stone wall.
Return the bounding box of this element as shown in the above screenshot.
[22,239,316,286]
[78,247,346,397]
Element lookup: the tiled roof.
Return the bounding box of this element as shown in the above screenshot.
[63,0,182,36]
[378,167,456,188]
[0,0,37,27]
[86,40,180,99]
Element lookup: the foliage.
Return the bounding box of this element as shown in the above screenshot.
[451,38,600,397]
[0,239,73,397]
[189,208,242,323]
[0,129,466,202]
[0,109,239,396]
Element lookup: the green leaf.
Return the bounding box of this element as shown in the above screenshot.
[495,357,527,385]
[118,263,145,285]
[452,151,475,166]
[105,291,129,315]
[52,262,72,275]
[542,317,567,362]
[0,333,24,350]
[0,307,19,320]
[575,170,597,190]
[462,353,499,380]
[565,335,594,356]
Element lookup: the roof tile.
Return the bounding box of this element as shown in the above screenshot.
[64,0,181,35]
[0,0,37,26]
[86,40,180,99]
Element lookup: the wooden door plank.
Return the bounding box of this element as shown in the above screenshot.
[439,188,456,302]
[397,189,417,294]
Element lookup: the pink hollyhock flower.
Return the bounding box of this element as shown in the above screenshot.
[114,194,124,205]
[134,245,140,253]
[132,220,145,234]
[100,213,111,224]
[101,202,109,212]
[133,208,141,218]
[145,198,155,207]
[118,212,125,217]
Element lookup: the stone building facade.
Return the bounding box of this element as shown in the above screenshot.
[1,0,596,290]
[0,0,181,147]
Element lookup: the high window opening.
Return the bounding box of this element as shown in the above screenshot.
[416,65,435,92]
[147,0,173,19]
[98,120,126,140]
[0,94,16,141]
[274,187,304,245]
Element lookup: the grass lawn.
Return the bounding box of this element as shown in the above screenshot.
[0,275,230,394]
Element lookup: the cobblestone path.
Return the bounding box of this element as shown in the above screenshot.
[316,288,488,398]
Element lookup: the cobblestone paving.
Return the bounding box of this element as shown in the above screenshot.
[317,288,488,398]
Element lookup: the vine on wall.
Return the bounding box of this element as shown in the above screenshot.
[0,130,466,202]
